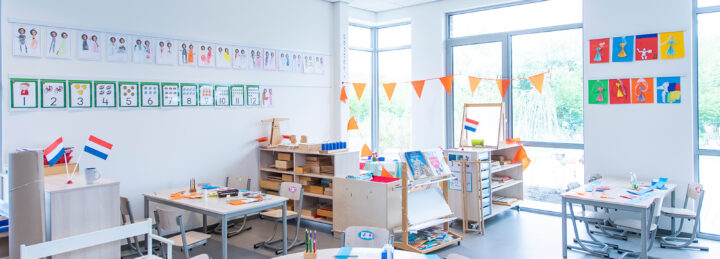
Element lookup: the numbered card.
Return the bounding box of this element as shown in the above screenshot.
[162,83,180,107]
[140,83,160,107]
[246,85,260,106]
[230,85,244,106]
[10,78,38,108]
[181,83,198,106]
[214,85,230,106]
[40,79,66,108]
[94,81,117,108]
[68,80,92,108]
[199,84,214,106]
[119,82,139,107]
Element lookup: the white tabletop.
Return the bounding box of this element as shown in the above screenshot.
[44,173,119,193]
[561,177,676,208]
[273,248,432,259]
[143,187,289,215]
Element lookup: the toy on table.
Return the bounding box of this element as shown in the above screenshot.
[190,178,197,192]
[260,118,289,148]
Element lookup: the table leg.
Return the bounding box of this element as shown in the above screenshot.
[641,208,648,259]
[671,189,676,233]
[144,197,149,219]
[222,216,228,259]
[144,197,150,254]
[561,197,567,258]
[282,202,288,255]
[203,214,208,233]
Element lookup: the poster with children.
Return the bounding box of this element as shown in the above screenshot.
[178,41,196,66]
[230,85,245,106]
[77,31,102,61]
[199,84,214,106]
[132,37,154,64]
[304,55,315,73]
[246,85,260,106]
[44,27,72,59]
[292,53,304,73]
[161,83,180,106]
[261,86,273,107]
[68,80,92,108]
[198,43,215,67]
[11,78,38,109]
[140,82,160,107]
[263,49,277,71]
[232,47,249,69]
[278,51,291,71]
[214,85,230,106]
[94,81,117,108]
[216,46,233,68]
[40,79,66,108]
[181,83,198,106]
[118,82,139,107]
[14,24,41,57]
[106,34,130,62]
[156,39,176,65]
[315,56,326,74]
[250,49,263,70]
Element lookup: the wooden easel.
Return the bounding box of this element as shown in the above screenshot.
[261,118,288,148]
[459,103,505,149]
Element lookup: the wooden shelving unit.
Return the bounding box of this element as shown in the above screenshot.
[258,148,359,225]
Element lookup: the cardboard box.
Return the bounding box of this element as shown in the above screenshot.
[320,165,334,172]
[259,180,281,191]
[308,166,321,174]
[294,166,308,174]
[317,206,333,219]
[277,153,292,161]
[301,208,316,217]
[275,160,293,170]
[282,174,294,182]
[305,156,319,162]
[300,178,320,186]
[323,189,333,196]
[306,185,324,195]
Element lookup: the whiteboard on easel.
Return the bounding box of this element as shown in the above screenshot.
[460,103,503,148]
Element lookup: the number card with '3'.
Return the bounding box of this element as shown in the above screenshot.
[69,80,92,108]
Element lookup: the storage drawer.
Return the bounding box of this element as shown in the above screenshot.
[477,151,490,161]
[259,180,281,191]
[481,188,490,198]
[482,206,491,216]
[480,178,490,189]
[480,170,490,180]
[481,197,491,207]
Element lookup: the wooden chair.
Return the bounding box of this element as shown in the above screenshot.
[340,226,391,248]
[254,182,305,255]
[20,220,172,259]
[154,209,211,259]
[660,183,709,251]
[121,197,144,257]
[213,175,252,237]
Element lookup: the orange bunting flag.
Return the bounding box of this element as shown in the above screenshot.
[383,83,397,101]
[339,85,348,103]
[496,79,511,99]
[380,166,394,178]
[512,146,532,171]
[411,80,426,98]
[439,76,454,94]
[353,83,367,100]
[347,116,359,131]
[529,73,545,94]
[361,144,373,157]
[468,76,482,96]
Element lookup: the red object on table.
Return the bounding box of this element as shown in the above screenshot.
[256,137,269,142]
[370,175,399,183]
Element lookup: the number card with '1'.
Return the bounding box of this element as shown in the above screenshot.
[11,78,38,109]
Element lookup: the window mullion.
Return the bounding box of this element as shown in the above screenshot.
[371,27,380,152]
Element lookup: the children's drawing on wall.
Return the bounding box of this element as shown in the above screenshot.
[631,78,654,104]
[198,44,215,67]
[316,56,325,74]
[278,51,291,71]
[293,53,304,73]
[106,34,129,62]
[44,27,71,59]
[609,79,631,104]
[589,38,609,64]
[233,47,249,69]
[263,49,277,71]
[635,33,658,61]
[178,41,196,66]
[261,87,273,107]
[588,80,608,104]
[660,31,685,59]
[612,36,633,62]
[133,38,154,64]
[14,24,41,57]
[155,39,176,65]
[656,76,681,104]
[77,31,102,61]
[216,45,233,68]
[251,49,264,70]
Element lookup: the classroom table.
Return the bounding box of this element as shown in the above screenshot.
[560,177,676,259]
[144,187,290,259]
[273,247,437,259]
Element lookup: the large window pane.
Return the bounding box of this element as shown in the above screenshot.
[523,147,585,212]
[378,24,411,49]
[451,42,503,147]
[699,155,720,234]
[698,13,720,150]
[450,0,581,38]
[348,50,372,151]
[379,49,412,154]
[349,25,371,49]
[699,0,720,7]
[512,29,583,143]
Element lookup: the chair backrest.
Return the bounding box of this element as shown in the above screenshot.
[120,197,131,216]
[279,182,303,201]
[342,226,391,248]
[227,175,251,190]
[155,208,182,234]
[687,183,704,202]
[652,195,665,218]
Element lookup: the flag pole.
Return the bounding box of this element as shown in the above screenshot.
[69,150,85,182]
[62,150,71,181]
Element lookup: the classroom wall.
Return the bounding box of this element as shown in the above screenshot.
[1,0,336,225]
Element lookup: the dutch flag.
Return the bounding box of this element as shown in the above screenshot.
[464,118,479,132]
[43,137,65,167]
[84,135,113,160]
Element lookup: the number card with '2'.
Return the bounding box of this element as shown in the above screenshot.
[41,79,66,108]
[69,80,92,108]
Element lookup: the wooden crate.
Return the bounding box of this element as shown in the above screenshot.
[259,180,281,191]
[306,185,324,195]
[282,174,294,182]
[317,206,333,219]
[275,160,293,170]
[44,163,77,176]
[277,153,292,161]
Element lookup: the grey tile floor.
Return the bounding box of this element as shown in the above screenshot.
[150,210,719,258]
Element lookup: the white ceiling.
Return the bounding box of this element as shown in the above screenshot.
[331,0,444,12]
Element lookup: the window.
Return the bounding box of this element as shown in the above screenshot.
[347,23,412,154]
[447,0,583,212]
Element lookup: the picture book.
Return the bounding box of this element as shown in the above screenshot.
[423,149,451,177]
[405,151,432,180]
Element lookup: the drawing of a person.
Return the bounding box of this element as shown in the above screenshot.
[262,89,269,105]
[240,49,248,68]
[81,34,89,51]
[57,32,69,56]
[635,78,648,102]
[658,82,669,103]
[48,31,57,54]
[250,50,255,67]
[233,49,240,67]
[270,52,275,68]
[207,46,213,64]
[662,35,676,56]
[637,48,652,60]
[166,42,172,55]
[30,29,38,52]
[594,42,605,62]
[91,35,99,53]
[223,48,231,64]
[188,44,194,63]
[118,38,126,53]
[265,51,270,68]
[292,55,297,71]
[181,43,188,63]
[285,53,290,68]
[109,37,117,54]
[200,45,207,64]
[17,27,27,53]
[159,41,165,56]
[255,50,262,68]
[615,80,626,99]
[19,82,30,96]
[268,89,273,105]
[319,57,324,73]
[144,40,152,60]
[595,83,604,102]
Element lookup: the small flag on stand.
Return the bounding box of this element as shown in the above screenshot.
[43,137,65,167]
[464,118,479,132]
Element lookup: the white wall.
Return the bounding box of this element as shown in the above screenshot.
[2,0,336,225]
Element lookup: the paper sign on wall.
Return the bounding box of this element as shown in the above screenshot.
[230,85,245,106]
[41,79,66,108]
[261,86,273,107]
[119,82,139,107]
[246,85,260,106]
[181,83,198,106]
[199,84,214,106]
[214,85,230,106]
[140,82,160,107]
[14,24,42,57]
[656,76,681,104]
[94,81,117,108]
[11,78,38,108]
[69,80,92,108]
[588,80,609,104]
[162,83,180,107]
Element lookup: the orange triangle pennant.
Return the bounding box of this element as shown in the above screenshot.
[468,76,482,96]
[439,76,454,94]
[353,83,366,100]
[496,79,511,99]
[347,116,359,131]
[512,146,532,171]
[339,85,348,103]
[411,80,425,99]
[381,166,394,178]
[529,73,545,94]
[383,83,397,101]
[361,144,373,157]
